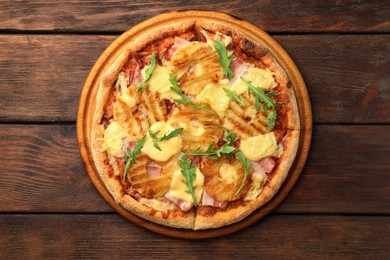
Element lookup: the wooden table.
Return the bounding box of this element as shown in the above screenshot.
[1,1,389,258]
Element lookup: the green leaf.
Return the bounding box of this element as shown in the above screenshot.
[240,76,279,131]
[213,40,233,80]
[178,155,198,206]
[123,135,146,181]
[235,149,251,196]
[267,109,277,130]
[169,74,216,115]
[149,128,184,151]
[169,74,183,96]
[223,87,245,107]
[216,144,235,157]
[158,128,184,141]
[149,129,161,151]
[241,77,275,109]
[222,126,236,145]
[137,52,156,92]
[186,138,236,161]
[186,143,216,157]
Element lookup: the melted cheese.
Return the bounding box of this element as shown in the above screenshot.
[139,198,175,211]
[244,172,266,201]
[102,121,128,157]
[169,168,204,204]
[141,121,182,162]
[240,132,279,161]
[219,163,239,184]
[196,80,230,117]
[141,64,180,100]
[231,67,277,95]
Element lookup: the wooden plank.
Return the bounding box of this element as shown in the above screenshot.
[0,214,388,258]
[278,125,390,213]
[0,34,389,123]
[1,124,389,214]
[0,1,389,32]
[0,124,112,212]
[0,35,113,122]
[281,35,390,124]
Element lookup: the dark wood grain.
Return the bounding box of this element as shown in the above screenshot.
[0,35,112,122]
[0,34,389,123]
[0,0,389,32]
[0,124,112,212]
[1,124,389,214]
[278,125,390,214]
[0,214,388,258]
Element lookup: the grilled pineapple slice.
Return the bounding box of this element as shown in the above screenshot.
[113,85,145,138]
[201,157,251,202]
[169,105,223,152]
[223,93,269,139]
[139,88,167,125]
[170,42,224,95]
[127,154,178,198]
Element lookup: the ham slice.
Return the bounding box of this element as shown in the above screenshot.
[125,57,142,85]
[201,191,228,209]
[167,37,190,59]
[122,140,137,157]
[146,162,162,178]
[250,157,276,174]
[230,57,253,84]
[165,192,193,212]
[187,155,202,168]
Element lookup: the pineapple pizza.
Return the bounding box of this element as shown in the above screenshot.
[91,20,300,230]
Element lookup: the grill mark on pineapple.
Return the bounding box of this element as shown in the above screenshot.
[128,154,173,197]
[171,43,223,95]
[141,88,167,125]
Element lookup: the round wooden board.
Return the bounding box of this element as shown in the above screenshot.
[77,10,312,239]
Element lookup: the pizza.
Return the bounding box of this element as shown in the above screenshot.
[91,18,300,230]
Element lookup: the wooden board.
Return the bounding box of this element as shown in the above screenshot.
[77,11,312,238]
[1,215,389,258]
[0,0,389,32]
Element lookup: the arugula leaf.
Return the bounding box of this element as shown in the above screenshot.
[137,52,156,92]
[186,141,235,161]
[213,40,233,80]
[267,109,277,130]
[222,126,236,145]
[169,74,216,114]
[159,128,184,141]
[148,129,161,151]
[123,135,146,181]
[178,155,198,206]
[149,127,184,151]
[235,149,252,196]
[186,143,216,157]
[215,143,235,157]
[169,74,182,95]
[223,87,245,107]
[240,77,278,130]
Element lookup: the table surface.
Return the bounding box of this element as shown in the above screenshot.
[1,1,389,258]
